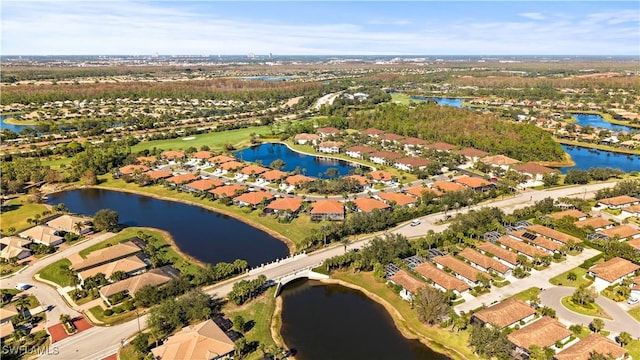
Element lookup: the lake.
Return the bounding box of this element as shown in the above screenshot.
[280,279,449,360]
[47,188,289,267]
[235,143,364,178]
[409,96,466,109]
[560,144,640,173]
[0,115,32,133]
[572,113,635,132]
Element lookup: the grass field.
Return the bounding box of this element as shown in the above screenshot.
[629,306,640,322]
[391,93,412,105]
[38,259,73,287]
[89,305,139,326]
[509,287,541,303]
[0,195,49,234]
[560,297,611,319]
[626,339,640,359]
[549,267,593,288]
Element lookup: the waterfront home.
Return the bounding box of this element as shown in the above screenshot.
[555,333,627,360]
[497,235,547,261]
[549,209,588,221]
[400,137,428,152]
[315,127,340,138]
[353,198,391,213]
[526,224,582,245]
[477,241,518,269]
[0,236,32,260]
[184,179,224,193]
[285,174,314,187]
[77,256,147,284]
[260,169,289,183]
[621,204,640,218]
[368,151,403,165]
[99,267,176,306]
[294,133,321,145]
[480,155,520,170]
[240,164,269,176]
[457,248,510,276]
[145,170,173,183]
[512,162,557,181]
[454,176,494,192]
[116,164,149,178]
[360,128,385,138]
[507,316,573,358]
[46,214,93,235]
[19,225,64,247]
[345,145,376,160]
[233,191,275,208]
[413,262,470,296]
[433,255,488,287]
[431,180,466,193]
[369,170,396,185]
[265,197,303,216]
[597,195,640,209]
[471,298,536,329]
[394,157,430,172]
[310,200,345,221]
[316,141,344,154]
[376,192,417,207]
[456,148,489,163]
[151,319,235,360]
[597,224,640,241]
[589,257,640,291]
[69,240,143,272]
[389,269,427,301]
[166,173,198,186]
[426,142,455,152]
[161,150,185,160]
[209,185,247,199]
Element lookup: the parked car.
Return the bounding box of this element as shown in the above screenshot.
[410,220,421,227]
[15,283,31,291]
[628,297,639,305]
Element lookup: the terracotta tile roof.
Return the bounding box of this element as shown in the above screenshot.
[369,151,404,160]
[18,225,63,246]
[136,156,156,164]
[317,141,344,148]
[395,157,431,167]
[71,241,142,271]
[294,133,320,141]
[631,276,640,290]
[166,173,198,184]
[345,145,376,154]
[286,174,315,186]
[405,186,443,198]
[456,148,489,158]
[458,248,510,274]
[598,224,640,239]
[473,298,535,329]
[426,142,455,151]
[432,181,466,193]
[261,170,289,181]
[413,262,470,293]
[209,155,236,164]
[549,209,588,220]
[627,238,640,250]
[377,192,417,206]
[99,267,174,298]
[555,333,627,360]
[78,255,146,280]
[118,165,149,175]
[526,224,582,244]
[507,316,572,350]
[161,150,185,160]
[498,235,547,258]
[512,162,557,175]
[379,133,404,142]
[370,170,394,182]
[389,269,426,294]
[145,170,172,180]
[590,257,640,283]
[233,191,275,206]
[481,155,520,166]
[218,160,245,171]
[184,178,224,191]
[574,217,613,229]
[151,320,235,360]
[209,185,247,198]
[316,127,340,134]
[477,242,518,266]
[434,255,487,282]
[454,176,492,189]
[401,137,428,146]
[598,195,639,206]
[623,204,640,214]
[240,164,269,176]
[266,197,303,212]
[354,198,391,212]
[361,128,385,136]
[191,151,213,159]
[310,200,344,215]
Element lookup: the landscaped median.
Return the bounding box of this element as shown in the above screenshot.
[560,296,611,319]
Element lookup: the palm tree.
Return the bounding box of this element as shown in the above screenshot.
[73,222,83,235]
[15,296,29,319]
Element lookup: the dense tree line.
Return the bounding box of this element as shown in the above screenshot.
[595,179,640,200]
[227,275,268,305]
[564,168,625,185]
[146,289,218,340]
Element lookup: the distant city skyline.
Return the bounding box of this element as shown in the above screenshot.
[2,1,638,56]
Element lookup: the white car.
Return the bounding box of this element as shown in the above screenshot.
[15,283,31,291]
[628,298,639,305]
[410,220,421,227]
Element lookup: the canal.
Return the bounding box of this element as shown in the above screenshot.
[280,279,450,360]
[560,145,640,173]
[47,188,289,267]
[572,113,636,132]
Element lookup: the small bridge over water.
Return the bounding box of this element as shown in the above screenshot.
[272,265,329,297]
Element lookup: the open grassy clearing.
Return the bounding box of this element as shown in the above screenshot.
[629,306,640,322]
[38,258,73,287]
[549,267,593,288]
[0,195,49,234]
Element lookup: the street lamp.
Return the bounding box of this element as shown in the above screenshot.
[136,309,141,333]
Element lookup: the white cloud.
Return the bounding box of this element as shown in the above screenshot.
[518,12,546,20]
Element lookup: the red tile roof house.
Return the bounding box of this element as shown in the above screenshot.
[413,262,470,296]
[165,173,198,187]
[574,216,614,231]
[265,197,304,216]
[376,192,417,208]
[480,154,520,170]
[240,164,269,176]
[477,241,519,269]
[190,151,213,160]
[597,195,640,209]
[260,169,289,183]
[401,137,428,152]
[456,148,489,163]
[315,127,340,138]
[589,257,640,291]
[507,316,573,358]
[368,151,403,166]
[294,133,321,145]
[116,165,149,178]
[509,230,563,255]
[353,198,391,213]
[218,160,245,173]
[310,200,345,221]
[345,145,376,160]
[394,157,431,172]
[454,175,494,192]
[621,204,640,218]
[549,209,588,221]
[136,156,157,166]
[526,224,583,246]
[161,150,186,161]
[497,235,547,261]
[360,128,385,138]
[145,170,173,182]
[405,186,443,199]
[285,174,315,188]
[379,133,404,144]
[471,298,536,329]
[433,255,489,287]
[458,248,511,276]
[233,191,275,208]
[316,141,344,154]
[597,224,640,241]
[426,142,456,152]
[369,170,396,185]
[431,180,466,193]
[208,155,236,165]
[512,162,558,182]
[388,269,427,301]
[345,175,371,190]
[183,178,224,193]
[208,185,247,199]
[555,333,627,360]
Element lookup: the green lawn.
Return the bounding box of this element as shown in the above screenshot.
[88,305,139,326]
[510,287,541,302]
[0,195,49,234]
[131,126,275,153]
[626,339,640,360]
[549,267,593,288]
[333,271,480,360]
[560,297,611,319]
[629,307,640,322]
[38,259,73,287]
[391,93,412,105]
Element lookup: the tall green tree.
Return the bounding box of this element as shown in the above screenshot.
[414,286,449,325]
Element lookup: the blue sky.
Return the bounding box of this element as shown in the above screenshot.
[2,1,638,55]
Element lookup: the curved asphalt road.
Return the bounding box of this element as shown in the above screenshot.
[540,286,640,337]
